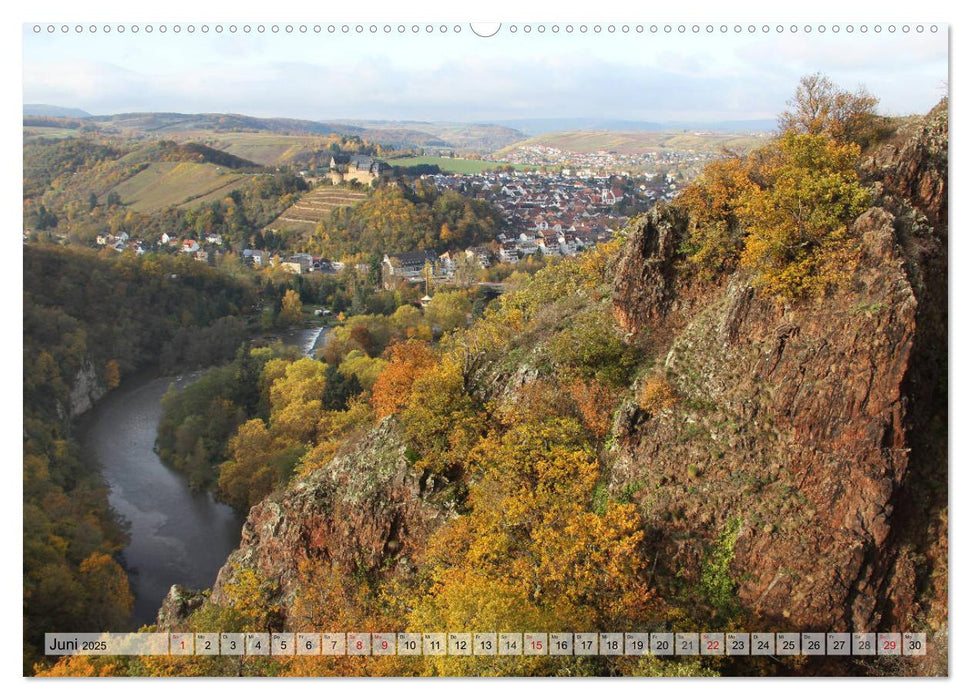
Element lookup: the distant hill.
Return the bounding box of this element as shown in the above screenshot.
[89,113,527,153]
[493,117,777,136]
[23,104,91,118]
[23,136,263,213]
[22,108,774,162]
[327,120,527,153]
[495,130,770,158]
[88,112,368,137]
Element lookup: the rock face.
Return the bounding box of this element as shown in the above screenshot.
[208,417,445,618]
[67,360,107,418]
[157,585,207,630]
[609,104,947,632]
[612,204,686,333]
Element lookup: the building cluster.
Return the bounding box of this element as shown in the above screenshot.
[490,144,723,176]
[378,169,673,287]
[300,154,389,187]
[94,231,147,256]
[240,249,345,274]
[427,169,673,241]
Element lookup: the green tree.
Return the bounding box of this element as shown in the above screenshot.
[425,290,472,333]
[322,363,363,411]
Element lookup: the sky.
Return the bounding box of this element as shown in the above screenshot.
[22,23,949,125]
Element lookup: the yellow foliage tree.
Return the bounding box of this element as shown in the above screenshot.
[267,357,327,434]
[78,551,134,631]
[280,289,303,325]
[220,566,282,631]
[408,415,657,652]
[35,655,123,677]
[737,132,871,300]
[103,359,121,390]
[637,375,679,414]
[399,356,485,475]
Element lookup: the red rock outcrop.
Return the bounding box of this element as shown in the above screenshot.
[207,418,446,618]
[609,103,947,634]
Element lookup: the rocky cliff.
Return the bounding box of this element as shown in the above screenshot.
[65,359,108,419]
[609,102,947,634]
[203,417,448,620]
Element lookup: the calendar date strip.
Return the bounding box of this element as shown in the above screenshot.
[46,631,927,657]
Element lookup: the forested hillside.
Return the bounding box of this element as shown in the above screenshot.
[23,247,256,671]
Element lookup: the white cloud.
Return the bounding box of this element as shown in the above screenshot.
[22,31,948,123]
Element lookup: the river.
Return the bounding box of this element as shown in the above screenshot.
[77,326,328,628]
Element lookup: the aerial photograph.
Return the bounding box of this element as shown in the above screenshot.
[22,19,948,678]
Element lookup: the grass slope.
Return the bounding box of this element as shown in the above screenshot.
[111,162,254,211]
[192,132,328,166]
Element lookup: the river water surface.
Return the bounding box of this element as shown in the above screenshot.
[79,373,244,626]
[78,327,328,627]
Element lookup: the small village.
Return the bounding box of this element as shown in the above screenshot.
[88,161,689,290]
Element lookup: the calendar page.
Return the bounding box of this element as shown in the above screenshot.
[21,10,948,681]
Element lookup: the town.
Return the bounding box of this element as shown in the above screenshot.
[488,143,719,176]
[83,154,691,291]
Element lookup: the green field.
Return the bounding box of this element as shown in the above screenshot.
[387,155,529,174]
[110,162,255,211]
[23,126,81,142]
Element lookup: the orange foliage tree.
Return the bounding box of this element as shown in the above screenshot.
[370,340,437,418]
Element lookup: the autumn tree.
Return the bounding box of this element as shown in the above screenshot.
[78,552,134,631]
[216,357,327,507]
[737,132,871,299]
[399,356,485,475]
[440,222,457,244]
[409,414,656,660]
[370,341,437,418]
[219,566,283,632]
[676,156,757,277]
[779,73,884,146]
[279,289,303,325]
[218,419,279,509]
[103,359,121,390]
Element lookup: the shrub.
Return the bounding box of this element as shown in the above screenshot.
[638,376,679,414]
